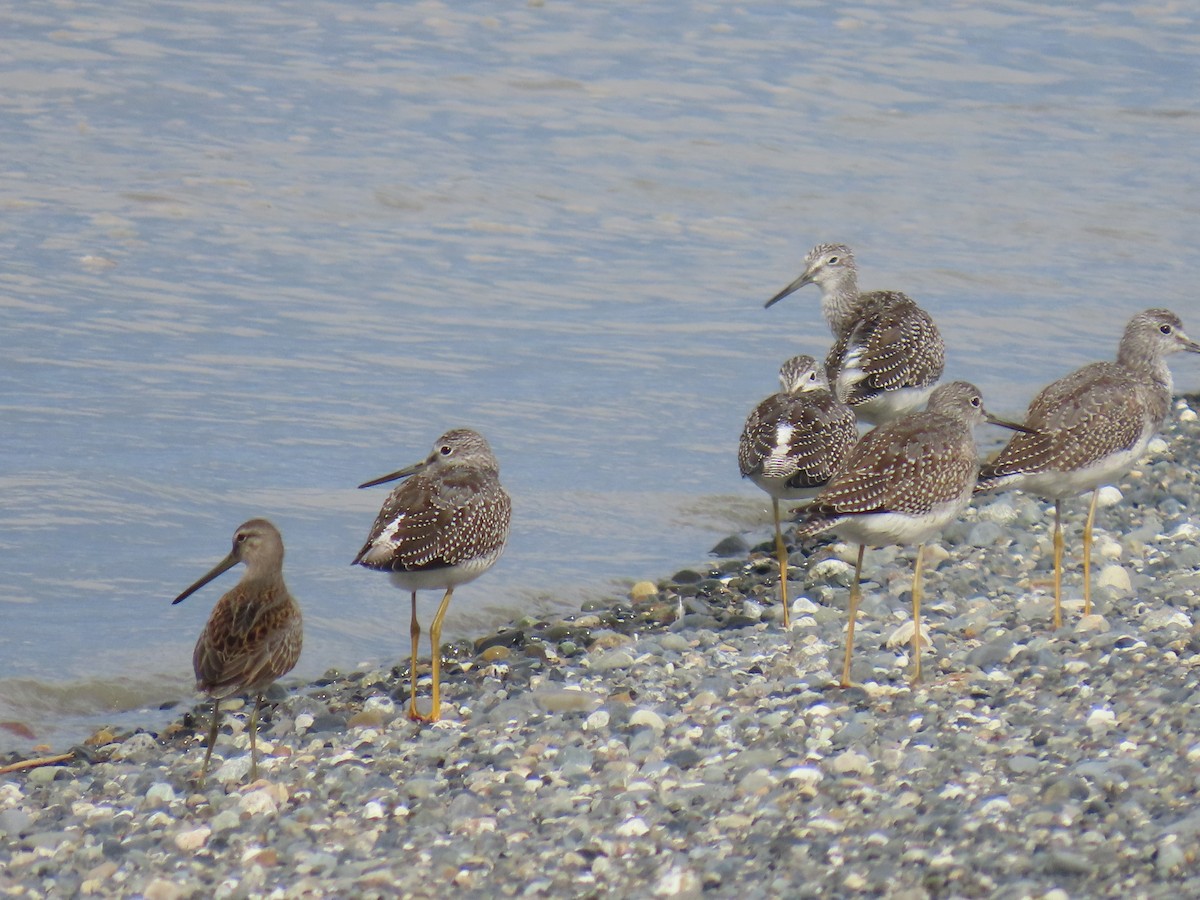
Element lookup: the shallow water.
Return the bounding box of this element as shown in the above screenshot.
[2,1,1199,751]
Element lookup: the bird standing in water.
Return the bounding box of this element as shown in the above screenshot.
[354,428,511,723]
[172,518,302,784]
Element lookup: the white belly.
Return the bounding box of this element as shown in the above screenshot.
[832,499,969,548]
[387,551,503,594]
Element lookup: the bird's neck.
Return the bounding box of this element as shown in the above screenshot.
[818,275,863,336]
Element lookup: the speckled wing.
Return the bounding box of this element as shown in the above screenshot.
[980,362,1150,480]
[354,469,512,572]
[808,412,976,518]
[739,392,857,490]
[194,586,303,698]
[826,291,945,406]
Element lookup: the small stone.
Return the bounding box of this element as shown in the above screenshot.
[347,709,385,729]
[143,880,185,900]
[1075,614,1110,634]
[808,558,854,587]
[239,788,279,817]
[584,710,610,731]
[616,816,649,837]
[589,650,635,671]
[1095,564,1131,593]
[830,749,873,776]
[480,644,511,662]
[110,732,159,760]
[630,581,659,602]
[143,783,176,808]
[653,865,701,897]
[1095,485,1123,508]
[659,633,690,652]
[710,535,750,557]
[174,826,211,851]
[209,810,240,834]
[1086,707,1116,731]
[629,709,666,732]
[532,689,605,714]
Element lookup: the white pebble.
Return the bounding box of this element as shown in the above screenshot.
[1096,485,1124,508]
[1095,564,1131,593]
[885,620,930,651]
[584,709,610,731]
[143,783,176,807]
[1179,406,1198,423]
[629,709,666,732]
[1086,707,1116,731]
[1146,436,1169,456]
[615,816,649,837]
[978,501,1019,525]
[1143,608,1192,630]
[809,558,854,584]
[363,801,386,820]
[239,789,279,817]
[830,749,873,776]
[294,713,315,733]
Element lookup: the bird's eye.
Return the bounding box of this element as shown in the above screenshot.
[236,533,248,544]
[827,255,839,265]
[971,396,981,407]
[440,444,453,456]
[1160,323,1173,335]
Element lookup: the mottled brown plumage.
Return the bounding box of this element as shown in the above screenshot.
[172,518,302,783]
[739,355,857,627]
[795,382,1030,686]
[355,428,511,722]
[765,243,945,424]
[977,308,1200,626]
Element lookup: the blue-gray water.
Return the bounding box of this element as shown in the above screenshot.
[2,1,1199,751]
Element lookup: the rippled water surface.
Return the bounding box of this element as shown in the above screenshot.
[3,1,1199,750]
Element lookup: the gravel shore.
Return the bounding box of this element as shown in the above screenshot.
[2,399,1200,899]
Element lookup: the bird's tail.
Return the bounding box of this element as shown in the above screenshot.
[792,511,842,542]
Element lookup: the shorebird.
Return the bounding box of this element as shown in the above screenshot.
[977,308,1200,627]
[795,381,1030,686]
[765,243,945,424]
[739,355,858,627]
[354,428,511,723]
[172,518,302,784]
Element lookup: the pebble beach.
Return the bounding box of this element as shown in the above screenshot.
[2,399,1200,898]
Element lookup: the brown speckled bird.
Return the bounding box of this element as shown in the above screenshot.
[354,428,511,723]
[795,382,1030,687]
[977,308,1200,627]
[739,355,858,627]
[765,243,945,424]
[172,518,302,784]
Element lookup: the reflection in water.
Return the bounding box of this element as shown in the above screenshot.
[2,0,1199,749]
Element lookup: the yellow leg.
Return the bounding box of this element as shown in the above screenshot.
[425,587,455,723]
[840,545,866,688]
[773,498,791,629]
[248,694,262,782]
[407,592,422,721]
[1082,487,1098,617]
[1052,500,1064,629]
[911,544,925,684]
[200,698,221,786]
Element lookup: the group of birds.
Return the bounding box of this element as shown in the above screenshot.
[168,240,1199,783]
[171,429,511,782]
[740,243,1200,688]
